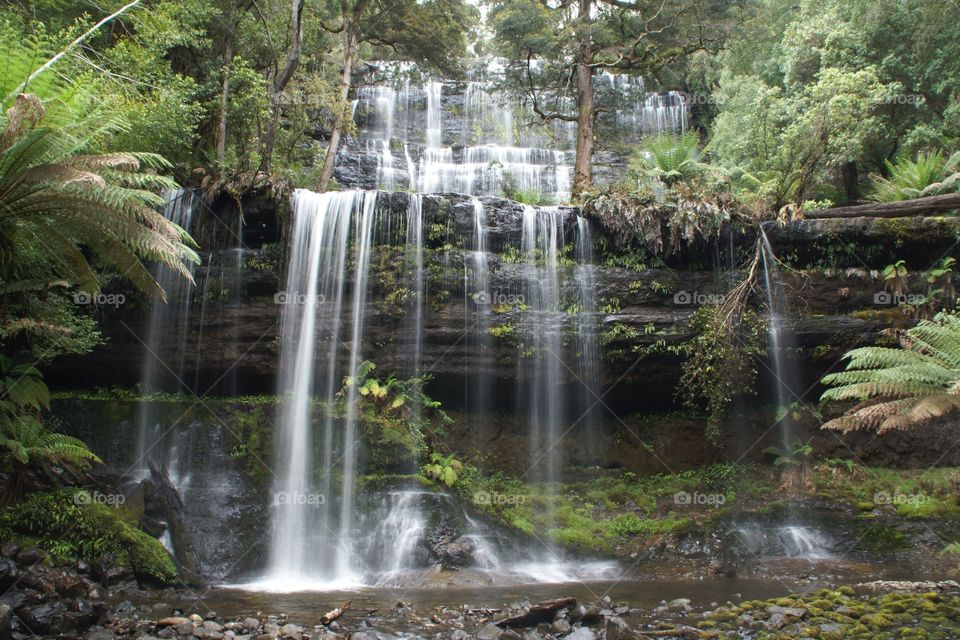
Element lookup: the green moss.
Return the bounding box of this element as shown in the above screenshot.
[1,489,178,585]
[453,464,759,554]
[701,590,960,638]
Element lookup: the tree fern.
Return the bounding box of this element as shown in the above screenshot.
[0,354,101,470]
[0,20,197,303]
[821,311,960,432]
[869,150,960,202]
[631,132,705,184]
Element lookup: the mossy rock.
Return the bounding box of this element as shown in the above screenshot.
[1,489,178,585]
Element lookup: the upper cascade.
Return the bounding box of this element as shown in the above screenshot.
[335,61,688,204]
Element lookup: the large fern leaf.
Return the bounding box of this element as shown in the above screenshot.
[821,311,960,432]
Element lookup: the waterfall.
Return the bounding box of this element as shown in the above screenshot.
[759,226,799,448]
[466,196,492,448]
[261,189,433,589]
[133,188,199,477]
[265,190,378,588]
[342,64,690,204]
[520,206,563,487]
[575,217,603,459]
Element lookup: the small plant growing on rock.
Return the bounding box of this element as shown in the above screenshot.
[422,452,463,487]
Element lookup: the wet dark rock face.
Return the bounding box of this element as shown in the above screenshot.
[48,185,960,410]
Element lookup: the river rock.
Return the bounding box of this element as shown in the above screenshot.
[204,621,225,632]
[603,617,631,640]
[667,599,692,613]
[766,605,806,619]
[563,628,595,640]
[243,617,261,631]
[766,613,787,629]
[0,604,11,640]
[158,617,193,627]
[0,558,18,592]
[18,600,67,635]
[477,623,505,640]
[15,548,44,565]
[85,629,116,640]
[263,622,280,635]
[279,623,302,638]
[551,619,571,634]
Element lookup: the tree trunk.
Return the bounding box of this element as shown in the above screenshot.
[260,0,305,174]
[803,192,960,219]
[216,41,234,173]
[571,0,594,199]
[316,29,356,192]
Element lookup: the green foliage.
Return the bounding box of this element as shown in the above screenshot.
[631,132,706,184]
[675,306,766,443]
[339,360,449,465]
[456,465,762,553]
[421,452,463,487]
[762,437,813,468]
[0,354,100,470]
[1,489,177,584]
[821,310,960,433]
[869,150,960,202]
[0,20,199,317]
[707,0,960,209]
[500,171,551,205]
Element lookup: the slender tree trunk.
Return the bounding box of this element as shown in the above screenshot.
[260,0,305,174]
[571,0,594,199]
[316,29,356,192]
[216,41,234,172]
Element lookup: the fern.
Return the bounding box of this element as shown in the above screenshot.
[631,131,705,184]
[821,310,960,432]
[0,354,101,470]
[869,150,960,202]
[0,21,197,303]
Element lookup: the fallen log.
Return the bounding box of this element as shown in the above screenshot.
[803,192,960,219]
[321,600,351,625]
[495,597,577,628]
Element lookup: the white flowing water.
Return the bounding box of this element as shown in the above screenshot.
[465,196,492,445]
[520,206,563,490]
[261,190,380,589]
[133,188,199,478]
[759,227,798,448]
[574,217,603,458]
[349,66,687,204]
